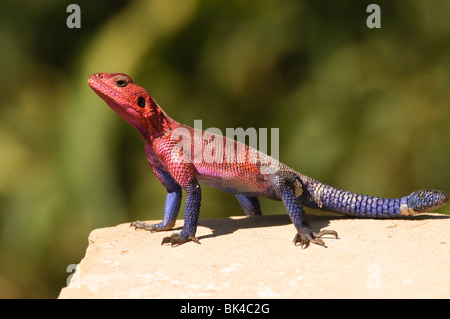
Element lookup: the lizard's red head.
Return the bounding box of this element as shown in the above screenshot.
[88,73,163,137]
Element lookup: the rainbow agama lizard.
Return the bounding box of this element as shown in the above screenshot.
[88,73,448,248]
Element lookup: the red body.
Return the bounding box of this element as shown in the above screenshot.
[88,73,286,199]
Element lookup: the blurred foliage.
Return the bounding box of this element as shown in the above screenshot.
[0,0,449,298]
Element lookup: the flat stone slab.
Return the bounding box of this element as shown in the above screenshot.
[59,213,450,298]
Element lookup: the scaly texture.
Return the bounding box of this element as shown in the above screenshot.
[88,73,449,248]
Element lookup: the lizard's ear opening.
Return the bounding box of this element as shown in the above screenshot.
[137,96,146,108]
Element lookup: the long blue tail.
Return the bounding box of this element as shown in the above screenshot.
[304,180,448,217]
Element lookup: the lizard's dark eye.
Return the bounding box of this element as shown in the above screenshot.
[137,96,146,108]
[115,75,130,87]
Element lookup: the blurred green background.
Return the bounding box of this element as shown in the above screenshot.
[0,0,449,298]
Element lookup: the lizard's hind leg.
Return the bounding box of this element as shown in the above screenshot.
[271,174,338,248]
[235,195,262,216]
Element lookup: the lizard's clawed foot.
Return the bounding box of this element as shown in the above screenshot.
[130,220,160,232]
[293,227,338,249]
[161,233,201,247]
[130,220,173,232]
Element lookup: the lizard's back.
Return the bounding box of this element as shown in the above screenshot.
[172,124,287,199]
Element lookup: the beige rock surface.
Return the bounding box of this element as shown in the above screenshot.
[59,213,450,299]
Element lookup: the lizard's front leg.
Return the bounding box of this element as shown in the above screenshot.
[131,169,182,232]
[131,143,182,232]
[271,174,338,248]
[162,180,202,246]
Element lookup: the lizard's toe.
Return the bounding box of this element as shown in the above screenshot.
[131,220,174,232]
[131,220,154,231]
[161,233,201,247]
[293,228,338,249]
